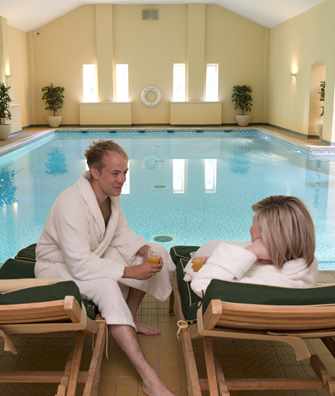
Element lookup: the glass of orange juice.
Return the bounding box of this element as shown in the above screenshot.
[191,257,206,272]
[147,251,161,266]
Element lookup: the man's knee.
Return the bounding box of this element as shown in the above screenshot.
[81,278,124,302]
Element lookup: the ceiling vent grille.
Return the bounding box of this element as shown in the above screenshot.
[142,9,159,20]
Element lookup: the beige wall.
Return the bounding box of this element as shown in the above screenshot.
[29,6,96,125]
[7,25,31,126]
[268,0,335,142]
[0,17,10,82]
[206,6,269,123]
[26,4,268,126]
[113,4,188,124]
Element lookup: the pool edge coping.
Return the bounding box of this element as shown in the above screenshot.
[0,130,56,156]
[1,126,334,158]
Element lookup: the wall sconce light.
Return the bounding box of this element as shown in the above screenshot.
[4,62,11,78]
[291,72,298,79]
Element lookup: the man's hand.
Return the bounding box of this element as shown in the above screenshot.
[123,260,163,280]
[136,244,164,266]
[136,245,151,260]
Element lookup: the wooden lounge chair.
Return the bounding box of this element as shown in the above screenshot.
[170,245,335,396]
[0,256,106,396]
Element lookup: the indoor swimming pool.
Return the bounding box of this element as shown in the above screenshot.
[1,129,335,269]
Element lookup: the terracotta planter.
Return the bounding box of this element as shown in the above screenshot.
[235,114,250,127]
[0,124,11,140]
[48,115,62,128]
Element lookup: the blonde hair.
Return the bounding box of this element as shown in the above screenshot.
[85,140,127,170]
[252,195,315,268]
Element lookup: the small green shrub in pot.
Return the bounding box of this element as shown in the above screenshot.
[41,84,65,127]
[232,85,253,127]
[0,82,12,140]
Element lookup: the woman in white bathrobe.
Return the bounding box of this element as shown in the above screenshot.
[184,195,317,297]
[36,140,174,396]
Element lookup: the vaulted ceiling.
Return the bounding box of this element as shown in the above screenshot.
[0,0,325,32]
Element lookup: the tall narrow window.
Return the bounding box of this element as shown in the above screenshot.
[172,159,185,194]
[121,161,130,195]
[82,160,89,171]
[204,159,217,193]
[204,63,219,102]
[172,63,186,102]
[82,64,98,102]
[115,64,129,102]
[12,201,18,216]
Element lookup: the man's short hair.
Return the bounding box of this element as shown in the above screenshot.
[252,195,315,268]
[85,140,128,170]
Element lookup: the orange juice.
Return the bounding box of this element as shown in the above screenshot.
[191,257,206,272]
[147,255,161,266]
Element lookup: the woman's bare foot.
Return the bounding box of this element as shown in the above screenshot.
[143,380,175,396]
[136,321,161,336]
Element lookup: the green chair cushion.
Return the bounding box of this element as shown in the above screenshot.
[0,281,82,306]
[0,257,98,319]
[170,245,335,321]
[15,243,37,263]
[0,259,35,279]
[203,279,335,313]
[170,245,200,321]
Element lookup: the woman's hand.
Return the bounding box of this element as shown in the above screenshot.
[191,256,208,272]
[246,238,272,263]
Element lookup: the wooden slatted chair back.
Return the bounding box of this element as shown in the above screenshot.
[0,296,81,325]
[216,300,335,331]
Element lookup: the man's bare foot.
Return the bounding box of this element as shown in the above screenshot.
[135,321,161,336]
[143,381,175,396]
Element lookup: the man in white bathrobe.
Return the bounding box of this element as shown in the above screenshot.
[35,140,174,396]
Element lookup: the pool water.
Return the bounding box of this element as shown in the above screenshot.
[1,130,335,269]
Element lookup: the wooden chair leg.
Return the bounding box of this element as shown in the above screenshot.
[169,291,175,315]
[215,358,230,396]
[55,344,75,396]
[203,338,219,396]
[55,382,67,396]
[66,333,85,396]
[180,329,202,396]
[83,321,106,396]
[328,380,335,396]
[323,337,335,357]
[311,354,329,385]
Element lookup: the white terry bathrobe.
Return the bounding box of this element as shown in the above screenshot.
[35,173,172,328]
[184,241,318,297]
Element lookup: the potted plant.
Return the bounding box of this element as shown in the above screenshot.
[319,80,326,117]
[232,85,253,127]
[0,82,11,140]
[41,84,65,127]
[316,80,326,135]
